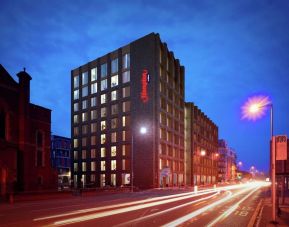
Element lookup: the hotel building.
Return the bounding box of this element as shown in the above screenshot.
[71,33,185,189]
[185,103,218,186]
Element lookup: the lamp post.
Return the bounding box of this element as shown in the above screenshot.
[131,126,147,192]
[242,96,276,222]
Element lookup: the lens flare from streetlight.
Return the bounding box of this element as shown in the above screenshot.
[241,95,271,121]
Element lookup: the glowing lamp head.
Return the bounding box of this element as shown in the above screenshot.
[241,95,271,121]
[200,150,206,156]
[140,127,147,134]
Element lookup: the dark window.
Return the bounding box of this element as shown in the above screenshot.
[0,111,5,139]
[37,132,43,147]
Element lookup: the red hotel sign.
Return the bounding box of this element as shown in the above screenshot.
[140,69,149,103]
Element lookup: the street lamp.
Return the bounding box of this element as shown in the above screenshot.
[200,149,206,156]
[241,95,276,222]
[131,126,147,192]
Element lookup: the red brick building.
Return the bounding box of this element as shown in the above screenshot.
[0,65,56,198]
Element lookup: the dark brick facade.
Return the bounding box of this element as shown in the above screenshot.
[0,65,57,197]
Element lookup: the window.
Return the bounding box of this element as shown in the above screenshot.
[91,83,97,94]
[111,132,117,143]
[91,149,96,158]
[74,103,79,112]
[101,134,106,144]
[111,104,118,115]
[91,136,96,146]
[82,150,86,159]
[91,97,97,107]
[101,107,107,117]
[82,125,88,134]
[101,94,107,104]
[74,75,79,88]
[74,163,78,171]
[122,131,127,141]
[82,137,87,147]
[91,123,97,133]
[123,53,130,69]
[82,112,87,122]
[111,90,117,101]
[36,131,44,167]
[73,139,78,148]
[122,145,130,156]
[73,115,78,124]
[91,67,97,81]
[82,100,87,110]
[73,127,79,136]
[122,160,129,170]
[122,71,130,83]
[74,90,79,100]
[111,75,118,87]
[82,162,86,171]
[100,174,106,187]
[101,161,106,171]
[91,110,97,120]
[73,150,78,159]
[91,162,96,171]
[111,58,118,74]
[122,116,130,127]
[91,174,96,182]
[111,160,116,171]
[111,174,116,186]
[101,121,106,131]
[122,101,130,112]
[82,86,88,97]
[82,72,88,85]
[101,63,107,78]
[111,118,117,129]
[122,86,130,98]
[101,79,107,91]
[101,147,106,158]
[111,146,116,157]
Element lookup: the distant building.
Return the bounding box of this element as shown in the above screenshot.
[71,33,185,189]
[51,135,71,188]
[0,65,57,198]
[184,103,219,186]
[218,139,237,182]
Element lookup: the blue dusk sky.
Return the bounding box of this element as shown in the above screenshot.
[1,0,289,173]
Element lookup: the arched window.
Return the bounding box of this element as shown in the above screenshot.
[0,111,5,139]
[36,131,44,167]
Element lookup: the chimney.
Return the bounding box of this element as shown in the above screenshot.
[17,67,32,104]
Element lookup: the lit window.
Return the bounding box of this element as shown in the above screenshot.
[111,132,117,143]
[122,144,130,156]
[74,90,79,100]
[91,123,97,133]
[111,58,118,74]
[122,159,129,170]
[122,116,130,127]
[122,131,126,141]
[101,161,106,171]
[111,160,116,171]
[111,75,118,87]
[101,63,107,78]
[82,162,86,171]
[91,67,97,81]
[101,79,107,91]
[111,118,117,129]
[82,86,88,97]
[101,121,106,131]
[91,97,97,107]
[73,127,79,136]
[91,110,97,120]
[82,72,88,85]
[101,134,106,144]
[91,149,96,158]
[122,101,130,112]
[101,147,106,158]
[122,71,130,83]
[111,104,118,115]
[101,107,107,117]
[91,162,96,171]
[100,174,105,187]
[74,163,78,171]
[73,139,78,148]
[91,83,97,94]
[111,174,116,186]
[111,146,116,157]
[82,100,87,109]
[111,90,117,101]
[101,94,107,104]
[74,103,79,112]
[82,112,87,122]
[122,86,130,98]
[74,75,79,88]
[73,151,78,159]
[73,115,78,123]
[123,53,130,69]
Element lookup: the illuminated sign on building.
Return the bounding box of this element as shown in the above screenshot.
[140,69,149,103]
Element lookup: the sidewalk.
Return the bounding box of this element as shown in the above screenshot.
[256,194,289,227]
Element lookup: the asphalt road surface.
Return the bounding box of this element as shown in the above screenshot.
[0,181,270,227]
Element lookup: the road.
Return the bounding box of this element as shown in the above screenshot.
[0,181,270,227]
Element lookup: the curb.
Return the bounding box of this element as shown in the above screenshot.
[247,199,263,227]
